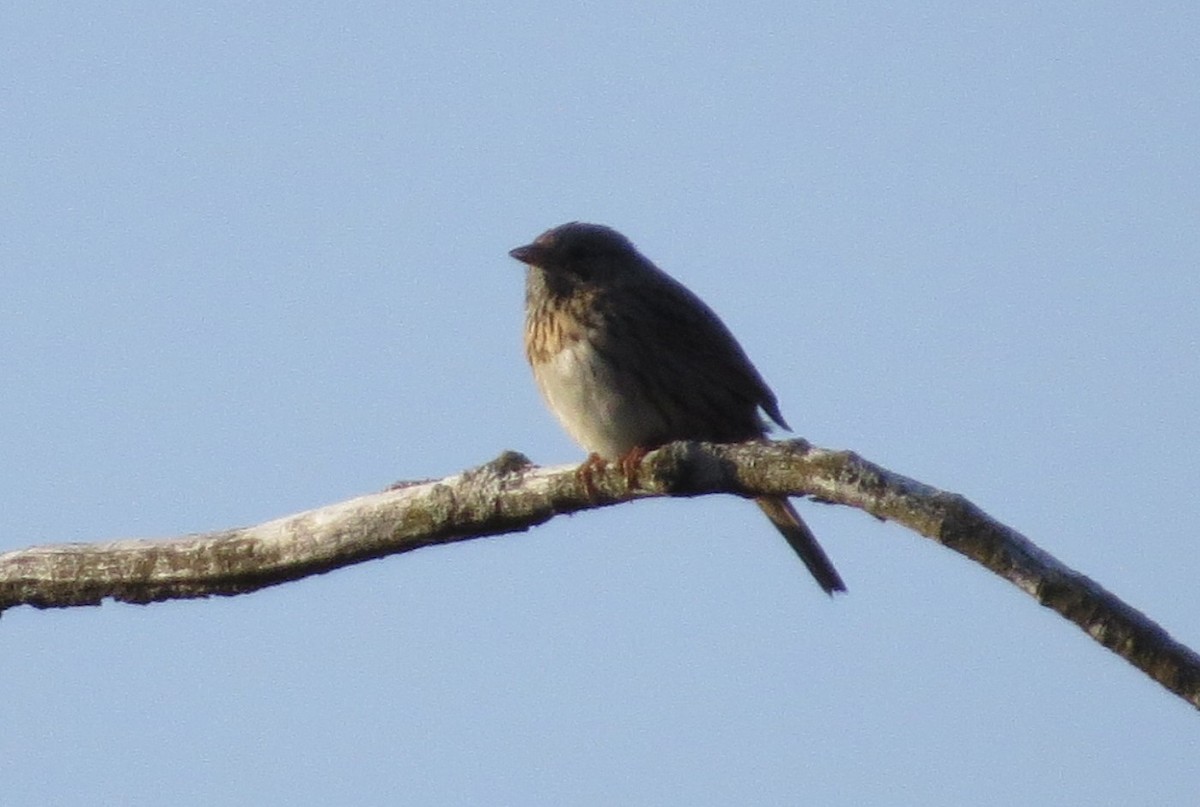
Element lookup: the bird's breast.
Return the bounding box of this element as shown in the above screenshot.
[529,331,668,460]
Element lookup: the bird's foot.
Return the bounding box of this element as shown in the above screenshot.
[618,446,649,489]
[575,453,608,501]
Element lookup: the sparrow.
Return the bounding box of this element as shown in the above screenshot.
[509,222,845,595]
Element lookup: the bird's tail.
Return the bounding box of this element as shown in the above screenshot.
[755,496,847,595]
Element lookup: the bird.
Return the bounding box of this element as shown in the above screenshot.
[508,222,846,595]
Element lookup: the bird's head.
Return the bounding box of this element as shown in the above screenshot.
[509,222,644,283]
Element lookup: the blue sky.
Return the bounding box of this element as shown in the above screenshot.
[2,2,1198,804]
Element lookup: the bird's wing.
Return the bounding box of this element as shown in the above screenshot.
[599,269,788,439]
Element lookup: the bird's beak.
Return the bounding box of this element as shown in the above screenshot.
[508,243,543,265]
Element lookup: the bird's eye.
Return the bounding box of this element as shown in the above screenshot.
[561,245,597,278]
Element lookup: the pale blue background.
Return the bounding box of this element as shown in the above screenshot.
[2,3,1198,805]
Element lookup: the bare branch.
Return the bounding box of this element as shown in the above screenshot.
[1,440,1196,709]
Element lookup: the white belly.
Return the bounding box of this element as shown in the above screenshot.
[532,337,667,460]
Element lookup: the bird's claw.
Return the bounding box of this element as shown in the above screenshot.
[618,446,649,489]
[575,447,648,499]
[575,453,608,500]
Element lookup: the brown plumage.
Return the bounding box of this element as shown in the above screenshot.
[509,222,845,595]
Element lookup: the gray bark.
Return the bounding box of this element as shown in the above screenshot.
[1,439,1196,709]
